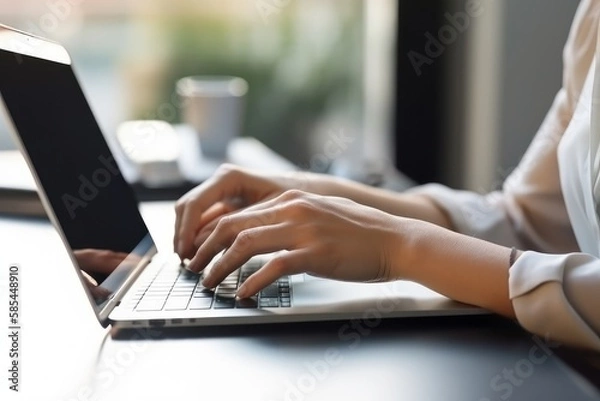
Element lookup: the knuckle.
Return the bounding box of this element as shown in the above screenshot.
[286,198,315,217]
[174,199,186,213]
[216,163,241,179]
[215,216,241,240]
[216,215,233,231]
[268,255,288,275]
[234,229,255,250]
[280,189,305,200]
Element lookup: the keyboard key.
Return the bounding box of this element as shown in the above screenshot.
[164,296,191,311]
[259,298,279,308]
[193,292,213,298]
[173,280,197,286]
[171,287,195,294]
[188,297,213,310]
[243,262,261,272]
[142,291,169,299]
[214,296,236,309]
[174,281,197,288]
[148,286,173,291]
[216,288,237,295]
[179,269,201,281]
[236,296,258,308]
[153,279,177,285]
[136,298,166,311]
[260,284,279,298]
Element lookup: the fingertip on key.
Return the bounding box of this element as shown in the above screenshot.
[236,284,249,299]
[201,273,214,288]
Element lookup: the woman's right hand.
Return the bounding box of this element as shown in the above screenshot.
[174,164,323,259]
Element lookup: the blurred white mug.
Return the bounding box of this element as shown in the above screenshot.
[176,75,248,159]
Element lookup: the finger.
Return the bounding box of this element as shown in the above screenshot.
[236,250,309,298]
[187,208,281,274]
[201,223,295,288]
[192,192,300,259]
[200,200,242,226]
[193,206,242,249]
[176,175,238,258]
[193,220,219,249]
[173,203,182,255]
[177,179,299,258]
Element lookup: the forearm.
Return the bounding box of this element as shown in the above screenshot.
[396,219,517,318]
[298,172,453,229]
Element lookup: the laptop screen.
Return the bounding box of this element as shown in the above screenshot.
[0,31,153,316]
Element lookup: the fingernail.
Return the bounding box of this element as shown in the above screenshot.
[184,262,198,274]
[236,284,249,299]
[202,272,213,288]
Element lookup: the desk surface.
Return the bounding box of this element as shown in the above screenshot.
[1,203,599,401]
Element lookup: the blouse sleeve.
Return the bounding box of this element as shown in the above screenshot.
[408,86,579,253]
[408,0,600,350]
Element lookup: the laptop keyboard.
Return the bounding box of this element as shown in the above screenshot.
[129,259,292,312]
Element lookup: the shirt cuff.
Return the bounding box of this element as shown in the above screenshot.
[509,251,600,350]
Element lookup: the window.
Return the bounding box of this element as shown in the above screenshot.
[1,0,375,169]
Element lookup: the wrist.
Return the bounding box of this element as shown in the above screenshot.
[386,217,425,281]
[286,171,324,194]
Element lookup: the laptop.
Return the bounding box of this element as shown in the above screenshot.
[0,24,484,329]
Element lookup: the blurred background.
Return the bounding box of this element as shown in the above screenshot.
[0,0,579,192]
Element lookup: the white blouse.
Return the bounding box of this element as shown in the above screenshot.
[412,0,600,350]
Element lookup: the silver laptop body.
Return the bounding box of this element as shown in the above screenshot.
[0,24,484,329]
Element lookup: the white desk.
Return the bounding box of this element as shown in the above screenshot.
[1,204,599,401]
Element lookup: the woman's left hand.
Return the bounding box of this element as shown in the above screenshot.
[186,189,411,298]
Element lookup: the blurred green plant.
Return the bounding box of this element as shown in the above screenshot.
[132,2,364,166]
